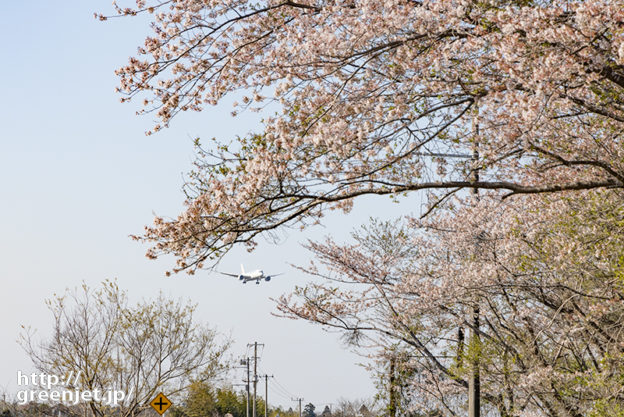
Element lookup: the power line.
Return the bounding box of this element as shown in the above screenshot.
[270,384,294,400]
[272,376,298,399]
[257,365,298,402]
[243,349,302,413]
[271,390,293,403]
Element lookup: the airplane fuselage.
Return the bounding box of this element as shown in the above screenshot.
[239,270,267,284]
[222,265,279,284]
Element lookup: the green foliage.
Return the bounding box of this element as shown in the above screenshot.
[302,403,316,417]
[175,382,265,417]
[590,400,624,417]
[491,191,624,414]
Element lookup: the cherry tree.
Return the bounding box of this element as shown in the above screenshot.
[275,191,624,417]
[102,3,624,415]
[103,0,624,272]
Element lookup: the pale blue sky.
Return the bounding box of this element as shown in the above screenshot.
[0,1,424,409]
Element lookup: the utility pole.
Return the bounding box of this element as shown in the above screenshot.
[468,105,481,417]
[292,398,303,417]
[388,356,397,417]
[254,343,258,417]
[247,358,251,417]
[248,342,264,417]
[263,374,273,417]
[240,358,251,417]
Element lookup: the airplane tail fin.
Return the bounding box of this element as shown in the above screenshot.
[240,264,245,274]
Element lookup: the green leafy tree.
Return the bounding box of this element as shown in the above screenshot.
[302,403,316,417]
[180,382,220,417]
[173,382,261,417]
[215,388,247,417]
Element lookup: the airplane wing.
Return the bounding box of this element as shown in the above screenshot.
[220,271,240,278]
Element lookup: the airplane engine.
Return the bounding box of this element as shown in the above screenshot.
[239,275,244,280]
[265,276,271,282]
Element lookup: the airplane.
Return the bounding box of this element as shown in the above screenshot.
[220,264,283,284]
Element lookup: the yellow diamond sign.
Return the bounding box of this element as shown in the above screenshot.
[150,392,172,415]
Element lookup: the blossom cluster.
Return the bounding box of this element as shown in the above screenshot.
[105,0,624,272]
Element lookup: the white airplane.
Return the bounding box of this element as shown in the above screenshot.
[221,264,283,284]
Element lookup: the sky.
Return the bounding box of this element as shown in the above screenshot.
[0,1,425,410]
